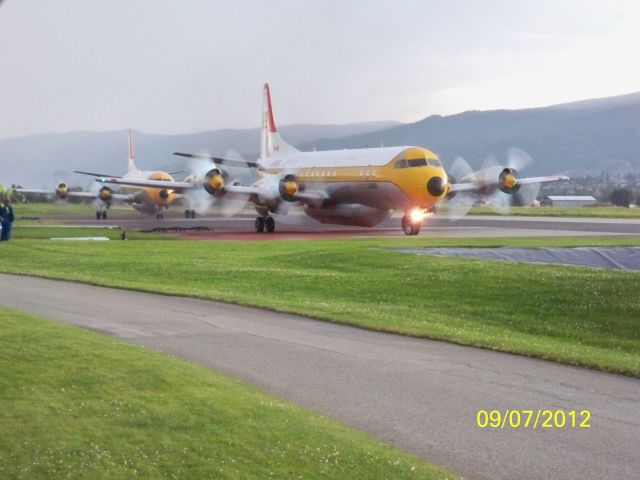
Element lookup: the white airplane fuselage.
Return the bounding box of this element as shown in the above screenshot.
[118,168,177,215]
[256,146,449,226]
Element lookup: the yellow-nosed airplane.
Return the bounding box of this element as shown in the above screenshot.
[98,84,569,234]
[16,131,185,220]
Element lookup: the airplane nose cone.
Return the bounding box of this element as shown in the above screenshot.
[427,176,446,197]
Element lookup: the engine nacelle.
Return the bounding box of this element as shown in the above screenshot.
[55,183,69,199]
[445,176,457,200]
[98,186,113,203]
[498,168,520,194]
[279,174,298,201]
[203,169,225,196]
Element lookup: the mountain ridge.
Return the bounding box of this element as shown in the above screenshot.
[2,91,640,188]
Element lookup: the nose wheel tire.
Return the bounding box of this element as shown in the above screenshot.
[255,216,265,233]
[401,215,421,236]
[185,209,196,218]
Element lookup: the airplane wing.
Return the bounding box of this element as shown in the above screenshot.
[173,152,260,169]
[222,185,326,206]
[104,193,137,202]
[450,175,569,194]
[13,188,134,202]
[94,176,260,197]
[14,188,96,198]
[95,175,329,208]
[74,170,123,178]
[94,177,195,193]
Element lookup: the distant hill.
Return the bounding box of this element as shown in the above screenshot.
[0,121,398,188]
[3,90,640,188]
[301,91,640,176]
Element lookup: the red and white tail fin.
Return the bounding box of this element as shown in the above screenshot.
[127,129,139,173]
[260,83,300,160]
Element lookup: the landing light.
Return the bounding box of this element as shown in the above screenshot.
[409,208,424,224]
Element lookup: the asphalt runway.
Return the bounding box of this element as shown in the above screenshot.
[40,213,640,239]
[2,274,638,480]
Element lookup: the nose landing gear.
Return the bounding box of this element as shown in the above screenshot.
[401,211,423,236]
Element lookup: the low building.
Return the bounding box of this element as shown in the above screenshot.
[541,195,597,207]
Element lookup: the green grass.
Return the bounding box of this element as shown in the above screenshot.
[12,202,195,220]
[12,202,140,218]
[465,206,640,218]
[1,234,639,375]
[0,308,454,479]
[11,225,175,241]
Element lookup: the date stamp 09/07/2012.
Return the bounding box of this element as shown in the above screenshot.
[476,409,591,429]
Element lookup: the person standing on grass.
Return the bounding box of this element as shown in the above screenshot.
[0,198,4,240]
[0,196,15,241]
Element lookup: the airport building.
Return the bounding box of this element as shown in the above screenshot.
[541,195,597,207]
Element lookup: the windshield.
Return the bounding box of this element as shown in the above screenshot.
[395,157,441,168]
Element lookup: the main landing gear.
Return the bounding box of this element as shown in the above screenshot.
[401,213,422,236]
[154,206,167,220]
[255,216,276,233]
[184,209,196,219]
[96,210,107,220]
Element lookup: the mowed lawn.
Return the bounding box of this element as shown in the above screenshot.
[466,205,640,218]
[0,309,455,479]
[11,202,140,218]
[1,231,639,375]
[11,226,174,241]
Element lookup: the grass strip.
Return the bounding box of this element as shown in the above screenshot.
[0,308,455,479]
[1,235,639,375]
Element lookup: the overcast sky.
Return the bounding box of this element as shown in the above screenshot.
[1,0,639,138]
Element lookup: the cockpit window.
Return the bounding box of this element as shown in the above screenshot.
[395,159,408,169]
[396,157,441,168]
[407,158,428,167]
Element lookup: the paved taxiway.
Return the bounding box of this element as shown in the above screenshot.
[2,274,638,480]
[41,213,640,239]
